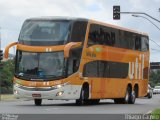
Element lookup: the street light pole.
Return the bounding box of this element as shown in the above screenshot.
[121,12,160,23]
[0,27,1,101]
[132,14,160,31]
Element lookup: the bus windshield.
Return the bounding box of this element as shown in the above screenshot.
[19,20,71,46]
[15,51,65,80]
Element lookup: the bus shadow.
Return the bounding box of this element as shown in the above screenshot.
[17,100,144,107]
[45,102,115,106]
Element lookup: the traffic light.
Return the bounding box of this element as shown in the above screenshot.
[113,6,120,20]
[0,50,3,61]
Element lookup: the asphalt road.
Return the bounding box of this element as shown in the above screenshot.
[0,95,160,114]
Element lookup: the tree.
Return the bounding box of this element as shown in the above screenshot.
[149,70,160,87]
[0,59,14,94]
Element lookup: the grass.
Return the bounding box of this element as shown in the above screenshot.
[0,94,15,101]
[151,108,160,120]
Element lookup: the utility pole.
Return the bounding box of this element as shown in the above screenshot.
[0,27,1,101]
[0,27,3,101]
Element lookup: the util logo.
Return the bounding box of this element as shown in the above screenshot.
[129,54,144,80]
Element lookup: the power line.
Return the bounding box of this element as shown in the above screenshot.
[121,12,160,23]
[149,38,160,48]
[151,48,160,51]
[132,15,160,31]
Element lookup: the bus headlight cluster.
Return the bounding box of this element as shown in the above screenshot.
[14,90,18,94]
[56,91,64,96]
[53,82,70,89]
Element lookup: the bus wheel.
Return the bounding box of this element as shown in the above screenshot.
[114,87,130,104]
[76,89,85,105]
[128,89,136,104]
[34,99,42,106]
[148,93,152,99]
[76,85,89,105]
[124,87,130,103]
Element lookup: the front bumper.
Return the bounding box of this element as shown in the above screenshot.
[14,84,81,100]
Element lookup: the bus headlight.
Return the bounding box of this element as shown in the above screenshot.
[53,82,70,89]
[56,85,63,88]
[56,91,64,96]
[14,90,19,94]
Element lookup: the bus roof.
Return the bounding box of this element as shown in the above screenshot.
[89,19,148,36]
[25,16,88,22]
[25,17,148,36]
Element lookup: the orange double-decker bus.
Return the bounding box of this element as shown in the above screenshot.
[4,17,149,105]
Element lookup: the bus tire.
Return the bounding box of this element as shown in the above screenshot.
[128,89,136,104]
[76,85,89,105]
[148,93,152,99]
[123,87,130,104]
[34,99,42,106]
[76,88,85,105]
[114,87,131,104]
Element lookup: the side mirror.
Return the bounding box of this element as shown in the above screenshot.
[64,42,81,58]
[4,42,18,59]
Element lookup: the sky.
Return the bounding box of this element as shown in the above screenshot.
[0,0,160,62]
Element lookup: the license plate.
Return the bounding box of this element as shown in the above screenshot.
[32,94,41,98]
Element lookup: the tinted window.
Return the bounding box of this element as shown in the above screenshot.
[109,62,128,78]
[19,20,71,46]
[83,61,98,77]
[83,60,128,78]
[141,36,149,51]
[70,21,87,42]
[88,24,116,46]
[120,31,135,49]
[135,35,141,51]
[88,24,149,52]
[15,51,65,80]
[97,61,109,78]
[67,47,83,75]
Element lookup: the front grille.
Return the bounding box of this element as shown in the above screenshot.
[19,86,56,91]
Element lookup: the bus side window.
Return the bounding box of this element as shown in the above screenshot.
[67,47,82,75]
[70,21,87,42]
[83,61,98,77]
[135,36,141,51]
[88,24,116,47]
[141,36,149,51]
[88,24,100,46]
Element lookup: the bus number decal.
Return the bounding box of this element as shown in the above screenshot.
[86,52,96,58]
